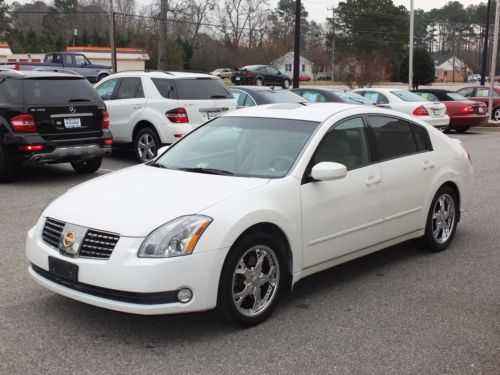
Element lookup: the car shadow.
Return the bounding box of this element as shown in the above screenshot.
[4,164,102,186]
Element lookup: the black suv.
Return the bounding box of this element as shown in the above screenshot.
[0,70,112,181]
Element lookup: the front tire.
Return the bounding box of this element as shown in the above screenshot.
[256,78,264,86]
[134,127,160,162]
[282,79,290,89]
[216,232,285,327]
[493,107,500,121]
[71,157,103,174]
[416,185,459,252]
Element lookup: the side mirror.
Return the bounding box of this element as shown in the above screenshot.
[311,162,347,181]
[376,104,392,109]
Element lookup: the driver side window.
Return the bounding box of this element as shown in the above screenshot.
[312,117,370,171]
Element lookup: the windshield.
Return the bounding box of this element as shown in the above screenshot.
[390,90,426,102]
[155,117,320,178]
[174,78,232,100]
[335,91,372,105]
[259,90,305,103]
[23,78,102,104]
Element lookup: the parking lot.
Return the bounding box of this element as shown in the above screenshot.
[0,130,498,374]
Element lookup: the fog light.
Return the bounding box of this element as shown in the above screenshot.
[177,288,192,303]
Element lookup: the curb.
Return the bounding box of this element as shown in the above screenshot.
[475,126,500,132]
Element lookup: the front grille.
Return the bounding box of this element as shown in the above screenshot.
[79,230,120,259]
[42,218,64,249]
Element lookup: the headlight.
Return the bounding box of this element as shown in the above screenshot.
[138,215,212,258]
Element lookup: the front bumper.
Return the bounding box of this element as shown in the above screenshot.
[26,222,228,315]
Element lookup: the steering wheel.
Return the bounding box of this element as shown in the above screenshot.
[270,155,295,171]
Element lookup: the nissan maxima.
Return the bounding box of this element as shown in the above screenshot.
[26,103,474,326]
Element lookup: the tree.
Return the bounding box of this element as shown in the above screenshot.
[400,47,435,89]
[0,0,11,39]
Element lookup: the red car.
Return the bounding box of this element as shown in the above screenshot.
[456,86,500,121]
[413,89,488,133]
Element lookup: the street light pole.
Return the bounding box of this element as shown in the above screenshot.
[327,6,335,82]
[487,0,500,121]
[408,0,414,90]
[293,0,301,89]
[481,0,492,86]
[109,0,117,73]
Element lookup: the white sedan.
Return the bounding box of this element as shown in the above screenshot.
[26,103,473,326]
[354,88,450,130]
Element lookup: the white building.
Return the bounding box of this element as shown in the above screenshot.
[272,51,331,80]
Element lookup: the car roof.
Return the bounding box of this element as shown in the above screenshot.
[292,87,345,93]
[106,71,218,79]
[413,89,451,93]
[224,102,370,122]
[355,87,407,93]
[229,86,284,92]
[0,70,84,79]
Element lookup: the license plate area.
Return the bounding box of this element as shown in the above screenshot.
[64,118,82,128]
[235,77,241,81]
[48,256,78,282]
[477,107,485,114]
[432,109,443,117]
[207,111,221,120]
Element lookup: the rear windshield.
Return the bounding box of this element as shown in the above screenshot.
[175,78,232,100]
[390,90,426,102]
[446,92,467,101]
[259,90,305,103]
[23,78,102,105]
[335,91,372,105]
[0,77,22,104]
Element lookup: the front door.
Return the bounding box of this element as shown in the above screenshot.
[301,116,385,268]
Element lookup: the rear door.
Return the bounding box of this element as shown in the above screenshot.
[105,77,146,142]
[174,78,236,126]
[22,77,105,141]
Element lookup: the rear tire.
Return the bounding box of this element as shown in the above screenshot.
[0,146,15,182]
[71,157,103,174]
[216,232,285,327]
[493,107,500,121]
[455,126,470,133]
[416,185,459,252]
[282,79,290,89]
[97,74,108,82]
[256,78,264,86]
[134,127,160,162]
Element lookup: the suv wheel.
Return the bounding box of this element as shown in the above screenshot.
[282,79,290,89]
[71,157,103,174]
[135,127,160,162]
[0,146,15,182]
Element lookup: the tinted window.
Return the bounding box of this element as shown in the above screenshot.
[64,54,73,65]
[175,78,232,100]
[411,123,430,152]
[230,89,248,107]
[475,88,499,98]
[156,117,320,178]
[313,117,370,170]
[0,78,22,104]
[23,78,102,105]
[259,90,304,103]
[391,90,426,102]
[302,91,327,102]
[96,78,119,100]
[152,78,176,99]
[243,94,256,106]
[74,55,87,66]
[361,91,389,105]
[116,77,143,99]
[368,116,418,160]
[456,87,474,97]
[416,92,440,102]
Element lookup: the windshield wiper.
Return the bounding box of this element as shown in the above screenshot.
[68,98,91,102]
[210,95,228,99]
[178,167,234,176]
[148,162,168,169]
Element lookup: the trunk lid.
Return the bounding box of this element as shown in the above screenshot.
[422,102,447,118]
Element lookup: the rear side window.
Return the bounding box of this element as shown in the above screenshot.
[115,77,144,99]
[152,78,176,99]
[411,123,431,152]
[22,78,102,105]
[231,90,248,107]
[259,90,304,103]
[456,87,474,97]
[391,90,426,102]
[0,78,22,104]
[174,78,232,100]
[368,116,418,160]
[417,92,439,102]
[302,91,327,102]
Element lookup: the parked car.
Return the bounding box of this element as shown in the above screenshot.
[467,74,481,83]
[299,74,312,82]
[231,65,291,88]
[26,102,473,326]
[292,88,372,105]
[0,52,111,83]
[413,89,487,132]
[229,86,306,108]
[354,88,450,130]
[456,86,500,120]
[0,70,112,182]
[209,68,233,79]
[95,71,237,161]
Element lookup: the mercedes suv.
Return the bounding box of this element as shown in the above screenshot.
[0,70,112,182]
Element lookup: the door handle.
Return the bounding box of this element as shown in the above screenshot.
[132,105,142,109]
[365,176,382,187]
[422,160,435,170]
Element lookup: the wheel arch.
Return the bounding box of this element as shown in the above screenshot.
[132,120,160,144]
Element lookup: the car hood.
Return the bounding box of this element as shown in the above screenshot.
[44,165,269,237]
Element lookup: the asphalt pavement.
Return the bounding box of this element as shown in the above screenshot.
[1,132,499,375]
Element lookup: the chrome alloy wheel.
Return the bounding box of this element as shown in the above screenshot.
[494,108,500,121]
[232,245,280,317]
[432,193,456,244]
[137,133,157,161]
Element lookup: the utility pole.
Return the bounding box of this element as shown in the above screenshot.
[327,6,335,83]
[487,0,500,121]
[408,0,414,90]
[158,0,168,70]
[481,0,492,86]
[293,0,301,89]
[109,0,117,73]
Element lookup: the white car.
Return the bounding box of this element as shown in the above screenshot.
[95,71,237,161]
[26,103,473,326]
[354,88,450,130]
